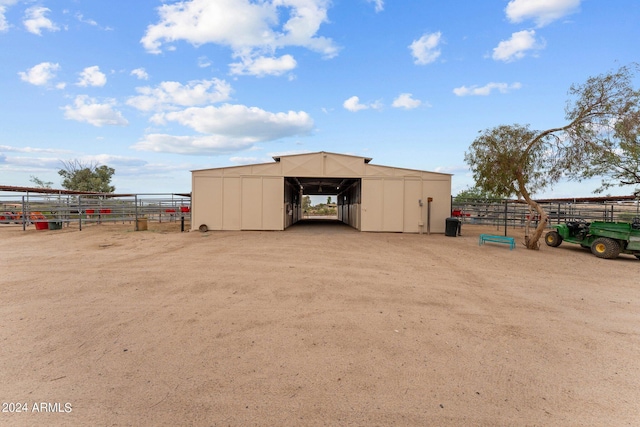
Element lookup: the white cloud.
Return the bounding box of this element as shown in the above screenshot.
[229,54,297,77]
[73,13,113,32]
[88,154,147,167]
[23,6,59,35]
[492,30,544,62]
[343,96,382,112]
[367,0,384,13]
[343,96,367,112]
[127,78,232,112]
[453,82,522,96]
[75,12,97,27]
[63,95,129,127]
[198,56,211,68]
[0,9,7,32]
[409,32,442,65]
[77,66,107,87]
[392,93,422,109]
[506,0,581,27]
[18,62,60,86]
[134,104,314,155]
[0,1,19,32]
[0,155,63,169]
[130,68,149,80]
[153,104,314,137]
[132,134,256,155]
[0,144,70,154]
[140,0,338,77]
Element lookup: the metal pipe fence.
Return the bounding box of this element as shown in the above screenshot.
[451,198,640,231]
[0,193,191,231]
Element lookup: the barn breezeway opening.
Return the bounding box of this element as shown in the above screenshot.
[284,177,361,231]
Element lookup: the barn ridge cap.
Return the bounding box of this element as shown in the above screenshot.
[272,151,373,164]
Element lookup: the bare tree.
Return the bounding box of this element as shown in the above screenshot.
[29,175,53,188]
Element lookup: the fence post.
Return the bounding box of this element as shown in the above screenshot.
[78,196,82,231]
[134,195,139,231]
[503,200,508,236]
[21,196,26,231]
[26,192,30,229]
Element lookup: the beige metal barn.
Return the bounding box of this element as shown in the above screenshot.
[191,152,452,233]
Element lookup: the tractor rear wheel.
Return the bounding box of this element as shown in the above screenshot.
[591,237,621,259]
[544,231,562,247]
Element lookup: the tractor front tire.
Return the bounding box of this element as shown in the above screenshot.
[545,231,562,247]
[591,237,621,259]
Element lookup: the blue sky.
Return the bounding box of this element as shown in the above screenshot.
[1,0,638,197]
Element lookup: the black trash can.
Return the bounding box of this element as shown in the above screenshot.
[445,217,460,237]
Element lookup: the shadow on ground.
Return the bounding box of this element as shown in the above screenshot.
[285,218,358,234]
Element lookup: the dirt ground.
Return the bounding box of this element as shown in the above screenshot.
[1,220,639,426]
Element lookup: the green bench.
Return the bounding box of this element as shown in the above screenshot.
[479,234,516,250]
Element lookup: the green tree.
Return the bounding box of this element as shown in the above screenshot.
[465,64,640,249]
[302,195,311,210]
[58,160,115,193]
[454,186,501,202]
[29,175,53,188]
[327,196,332,204]
[576,108,640,195]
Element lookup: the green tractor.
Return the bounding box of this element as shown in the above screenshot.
[545,219,640,260]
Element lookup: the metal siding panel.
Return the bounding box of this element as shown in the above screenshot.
[193,176,222,230]
[222,177,241,230]
[262,177,284,230]
[281,152,324,176]
[364,164,395,177]
[324,154,364,177]
[193,169,224,177]
[425,178,451,234]
[241,177,263,230]
[383,179,404,232]
[363,165,418,177]
[361,178,382,231]
[220,165,254,176]
[251,162,281,176]
[403,179,422,233]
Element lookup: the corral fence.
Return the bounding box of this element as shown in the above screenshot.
[451,197,640,234]
[0,193,191,231]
